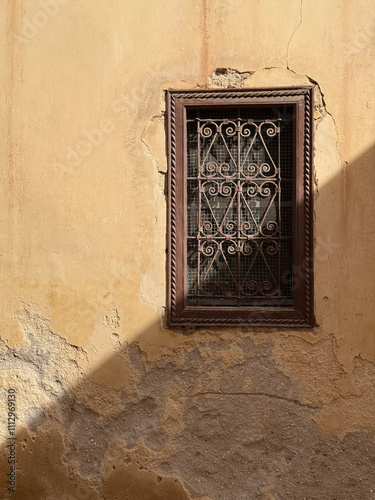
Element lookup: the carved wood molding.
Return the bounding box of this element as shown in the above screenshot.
[167,87,314,328]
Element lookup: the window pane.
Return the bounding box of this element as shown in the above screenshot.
[186,107,294,307]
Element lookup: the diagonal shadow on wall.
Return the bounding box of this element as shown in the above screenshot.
[1,142,375,500]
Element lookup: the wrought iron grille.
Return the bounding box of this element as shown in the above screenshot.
[167,87,314,327]
[186,107,294,307]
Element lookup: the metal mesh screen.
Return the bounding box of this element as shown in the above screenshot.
[186,106,294,307]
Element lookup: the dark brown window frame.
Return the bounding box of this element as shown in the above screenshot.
[167,87,314,327]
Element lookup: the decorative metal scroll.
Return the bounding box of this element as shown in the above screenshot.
[187,113,293,307]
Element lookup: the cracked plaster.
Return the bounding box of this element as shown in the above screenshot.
[1,1,375,499]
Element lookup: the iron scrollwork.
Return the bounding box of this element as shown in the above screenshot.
[187,115,292,306]
[168,87,314,327]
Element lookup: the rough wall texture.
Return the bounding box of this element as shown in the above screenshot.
[1,1,375,499]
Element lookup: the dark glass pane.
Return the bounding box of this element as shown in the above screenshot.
[186,106,294,307]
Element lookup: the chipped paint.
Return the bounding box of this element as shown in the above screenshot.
[1,0,375,498]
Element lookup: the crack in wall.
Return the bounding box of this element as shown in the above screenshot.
[286,0,303,69]
[141,124,159,170]
[188,391,320,409]
[1,56,372,499]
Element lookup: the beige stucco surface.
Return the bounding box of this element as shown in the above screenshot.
[1,1,375,498]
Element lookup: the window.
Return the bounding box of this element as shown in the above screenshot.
[167,87,314,327]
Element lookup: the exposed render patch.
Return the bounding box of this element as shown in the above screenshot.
[2,320,375,498]
[273,335,375,437]
[0,304,89,398]
[103,462,193,500]
[157,338,375,500]
[208,67,253,88]
[103,306,121,330]
[165,393,375,500]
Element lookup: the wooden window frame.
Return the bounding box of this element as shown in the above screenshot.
[167,87,314,327]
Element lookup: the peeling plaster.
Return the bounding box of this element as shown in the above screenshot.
[2,2,375,496]
[2,304,375,498]
[103,306,121,330]
[208,67,253,88]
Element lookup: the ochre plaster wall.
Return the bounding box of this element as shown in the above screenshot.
[1,1,375,499]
